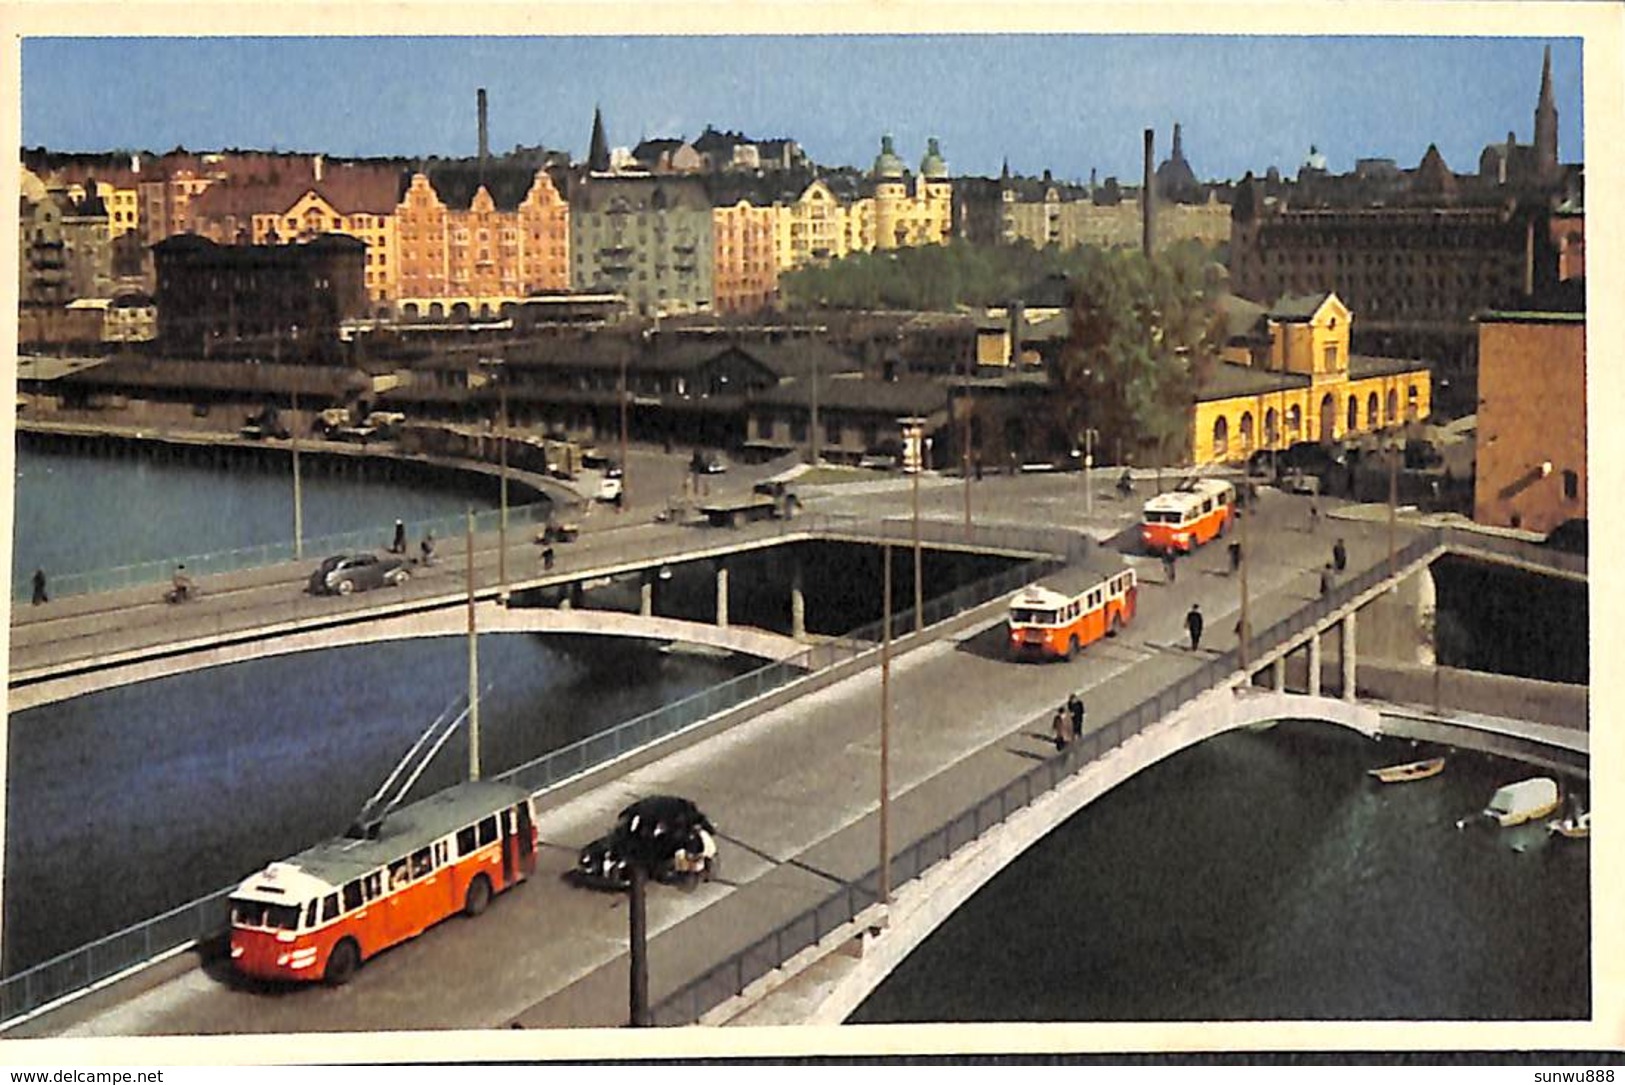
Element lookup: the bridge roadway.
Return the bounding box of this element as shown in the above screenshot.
[22,484,1497,1039]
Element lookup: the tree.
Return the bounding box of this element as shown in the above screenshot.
[1053,244,1225,472]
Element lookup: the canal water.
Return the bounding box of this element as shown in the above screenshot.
[850,721,1590,1022]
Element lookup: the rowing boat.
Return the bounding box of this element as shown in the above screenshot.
[1367,757,1446,784]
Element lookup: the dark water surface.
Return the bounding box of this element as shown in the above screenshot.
[851,722,1589,1022]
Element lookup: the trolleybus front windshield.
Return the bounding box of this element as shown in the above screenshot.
[230,899,302,931]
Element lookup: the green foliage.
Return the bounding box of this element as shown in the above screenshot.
[778,240,1110,311]
[1055,244,1227,467]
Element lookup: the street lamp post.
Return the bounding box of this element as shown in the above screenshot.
[291,385,304,562]
[1082,428,1097,518]
[619,354,631,512]
[879,542,892,909]
[959,386,972,541]
[466,509,480,782]
[901,417,925,634]
[480,356,509,596]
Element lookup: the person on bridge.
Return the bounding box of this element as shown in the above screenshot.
[1162,550,1177,584]
[420,532,436,566]
[1067,692,1085,739]
[168,563,197,603]
[391,519,407,554]
[542,546,557,571]
[1308,499,1320,534]
[1333,537,1348,572]
[1051,707,1072,752]
[1228,540,1242,575]
[31,567,47,606]
[1186,603,1204,651]
[1320,563,1336,597]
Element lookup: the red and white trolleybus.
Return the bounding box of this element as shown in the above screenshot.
[1140,477,1235,555]
[1007,552,1137,661]
[229,780,537,985]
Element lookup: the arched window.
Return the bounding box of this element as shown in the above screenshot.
[1406,383,1419,421]
[1367,392,1380,428]
[1319,394,1337,442]
[1264,407,1279,447]
[1347,395,1359,432]
[1386,389,1399,425]
[1240,412,1255,452]
[1286,404,1302,441]
[1212,416,1230,459]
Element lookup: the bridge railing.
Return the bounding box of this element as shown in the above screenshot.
[651,530,1453,1025]
[0,550,1056,1030]
[17,503,554,603]
[1437,525,1586,576]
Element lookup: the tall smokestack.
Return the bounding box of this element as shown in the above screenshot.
[477,88,489,178]
[1142,128,1156,256]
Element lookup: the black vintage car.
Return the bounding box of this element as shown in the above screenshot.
[307,552,410,596]
[571,795,717,891]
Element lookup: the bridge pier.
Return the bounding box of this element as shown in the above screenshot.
[791,560,806,641]
[715,559,730,629]
[1308,632,1322,697]
[1341,613,1357,702]
[640,570,655,618]
[1272,657,1285,692]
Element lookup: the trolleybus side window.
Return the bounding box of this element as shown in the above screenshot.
[411,846,434,878]
[389,858,410,890]
[363,871,382,901]
[456,825,478,857]
[478,815,499,846]
[342,880,364,912]
[434,841,448,867]
[321,893,340,923]
[304,900,318,928]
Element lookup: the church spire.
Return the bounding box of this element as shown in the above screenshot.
[1533,44,1559,182]
[588,105,610,173]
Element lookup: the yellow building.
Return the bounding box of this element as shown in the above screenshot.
[773,179,857,270]
[713,199,779,313]
[869,135,953,251]
[1192,292,1432,466]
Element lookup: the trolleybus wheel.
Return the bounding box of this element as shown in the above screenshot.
[464,874,492,917]
[1066,635,1080,660]
[1108,614,1123,638]
[324,939,360,986]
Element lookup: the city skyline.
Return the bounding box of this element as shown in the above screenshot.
[21,34,1584,186]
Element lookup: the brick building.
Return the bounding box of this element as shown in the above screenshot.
[1472,310,1585,534]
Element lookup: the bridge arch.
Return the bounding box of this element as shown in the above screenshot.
[9,604,809,712]
[724,686,1382,1025]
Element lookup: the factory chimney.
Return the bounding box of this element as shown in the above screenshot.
[1142,128,1156,256]
[477,88,489,179]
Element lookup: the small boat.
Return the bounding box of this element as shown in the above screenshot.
[1367,757,1446,784]
[1547,811,1590,840]
[1480,777,1561,828]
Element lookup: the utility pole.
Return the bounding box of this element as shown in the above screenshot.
[619,353,630,512]
[1387,435,1398,580]
[959,386,972,541]
[906,419,924,633]
[498,363,509,597]
[1238,487,1251,669]
[879,543,892,909]
[290,384,304,562]
[466,510,480,782]
[628,864,650,1027]
[1083,429,1096,518]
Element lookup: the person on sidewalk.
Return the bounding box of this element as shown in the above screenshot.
[391,519,407,554]
[1332,537,1347,572]
[1320,563,1335,597]
[1067,692,1085,740]
[1162,550,1177,584]
[1186,603,1204,651]
[420,532,436,567]
[1052,707,1071,752]
[31,568,48,606]
[1228,540,1242,575]
[1308,499,1320,534]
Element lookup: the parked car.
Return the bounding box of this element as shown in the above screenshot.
[307,552,410,596]
[690,450,727,475]
[595,474,624,503]
[571,795,717,891]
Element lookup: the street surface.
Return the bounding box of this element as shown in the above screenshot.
[17,468,1424,1036]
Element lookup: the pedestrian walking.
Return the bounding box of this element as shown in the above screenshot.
[391,518,407,554]
[1067,691,1085,739]
[1052,707,1070,752]
[1319,563,1335,597]
[1228,540,1242,574]
[420,532,436,566]
[542,546,556,571]
[31,567,48,606]
[1162,550,1177,584]
[1308,499,1320,533]
[1332,537,1347,572]
[1185,603,1204,651]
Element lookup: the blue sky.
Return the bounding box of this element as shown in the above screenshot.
[22,35,1584,184]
